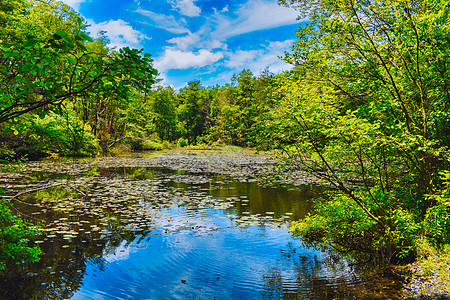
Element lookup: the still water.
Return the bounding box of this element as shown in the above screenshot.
[0,150,402,299]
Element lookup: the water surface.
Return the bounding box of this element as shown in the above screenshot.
[0,150,402,299]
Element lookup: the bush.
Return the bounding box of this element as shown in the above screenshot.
[161,140,173,149]
[290,190,421,262]
[127,138,164,151]
[110,144,132,156]
[26,109,98,157]
[177,137,188,148]
[142,140,164,151]
[423,172,450,246]
[291,193,379,253]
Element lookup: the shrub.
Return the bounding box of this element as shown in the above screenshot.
[177,137,188,148]
[26,109,97,157]
[423,171,450,246]
[290,190,421,262]
[127,138,164,151]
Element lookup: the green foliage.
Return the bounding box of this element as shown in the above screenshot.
[0,0,157,158]
[177,137,189,148]
[26,107,97,157]
[202,69,277,146]
[423,171,450,245]
[127,137,165,151]
[0,200,41,271]
[0,155,41,270]
[177,81,210,144]
[0,0,157,126]
[148,86,181,141]
[260,0,450,262]
[0,151,26,173]
[291,193,378,252]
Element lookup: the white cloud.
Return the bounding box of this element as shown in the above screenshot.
[163,0,300,53]
[87,19,148,49]
[211,0,301,40]
[135,8,189,34]
[224,50,260,69]
[155,49,224,71]
[210,40,227,49]
[138,0,299,86]
[224,39,294,74]
[170,0,201,17]
[167,32,200,50]
[60,0,86,10]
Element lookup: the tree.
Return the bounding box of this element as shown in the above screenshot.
[260,0,450,262]
[177,81,210,144]
[0,37,157,124]
[0,0,157,125]
[0,0,158,270]
[150,86,181,141]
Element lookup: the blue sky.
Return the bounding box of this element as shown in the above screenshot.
[61,0,304,89]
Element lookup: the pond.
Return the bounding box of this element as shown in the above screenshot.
[0,150,403,299]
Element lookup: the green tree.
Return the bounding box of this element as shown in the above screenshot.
[150,86,181,141]
[0,0,157,271]
[26,104,97,156]
[177,81,210,144]
[212,69,275,146]
[259,0,450,262]
[0,0,157,126]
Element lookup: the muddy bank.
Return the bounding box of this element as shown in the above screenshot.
[401,256,450,299]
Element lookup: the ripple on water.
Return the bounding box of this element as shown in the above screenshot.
[74,208,360,300]
[2,151,402,300]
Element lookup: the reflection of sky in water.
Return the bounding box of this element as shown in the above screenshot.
[2,153,403,299]
[71,207,344,300]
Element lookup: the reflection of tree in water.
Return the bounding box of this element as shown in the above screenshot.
[0,216,150,299]
[0,241,86,300]
[1,156,404,299]
[260,243,402,300]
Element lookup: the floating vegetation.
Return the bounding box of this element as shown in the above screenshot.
[1,151,404,300]
[0,151,333,300]
[0,151,321,252]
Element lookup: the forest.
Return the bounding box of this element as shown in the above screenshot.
[1,0,450,286]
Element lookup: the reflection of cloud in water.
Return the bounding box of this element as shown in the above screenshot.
[4,151,402,300]
[157,207,223,235]
[102,240,136,263]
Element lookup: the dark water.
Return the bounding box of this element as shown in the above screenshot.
[0,151,403,299]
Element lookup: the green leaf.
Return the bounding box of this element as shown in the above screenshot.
[76,41,87,52]
[24,39,39,48]
[21,64,32,72]
[53,30,71,43]
[4,51,19,59]
[77,32,93,42]
[66,56,77,65]
[1,44,12,51]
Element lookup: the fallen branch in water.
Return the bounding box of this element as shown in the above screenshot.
[108,136,144,148]
[2,183,86,200]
